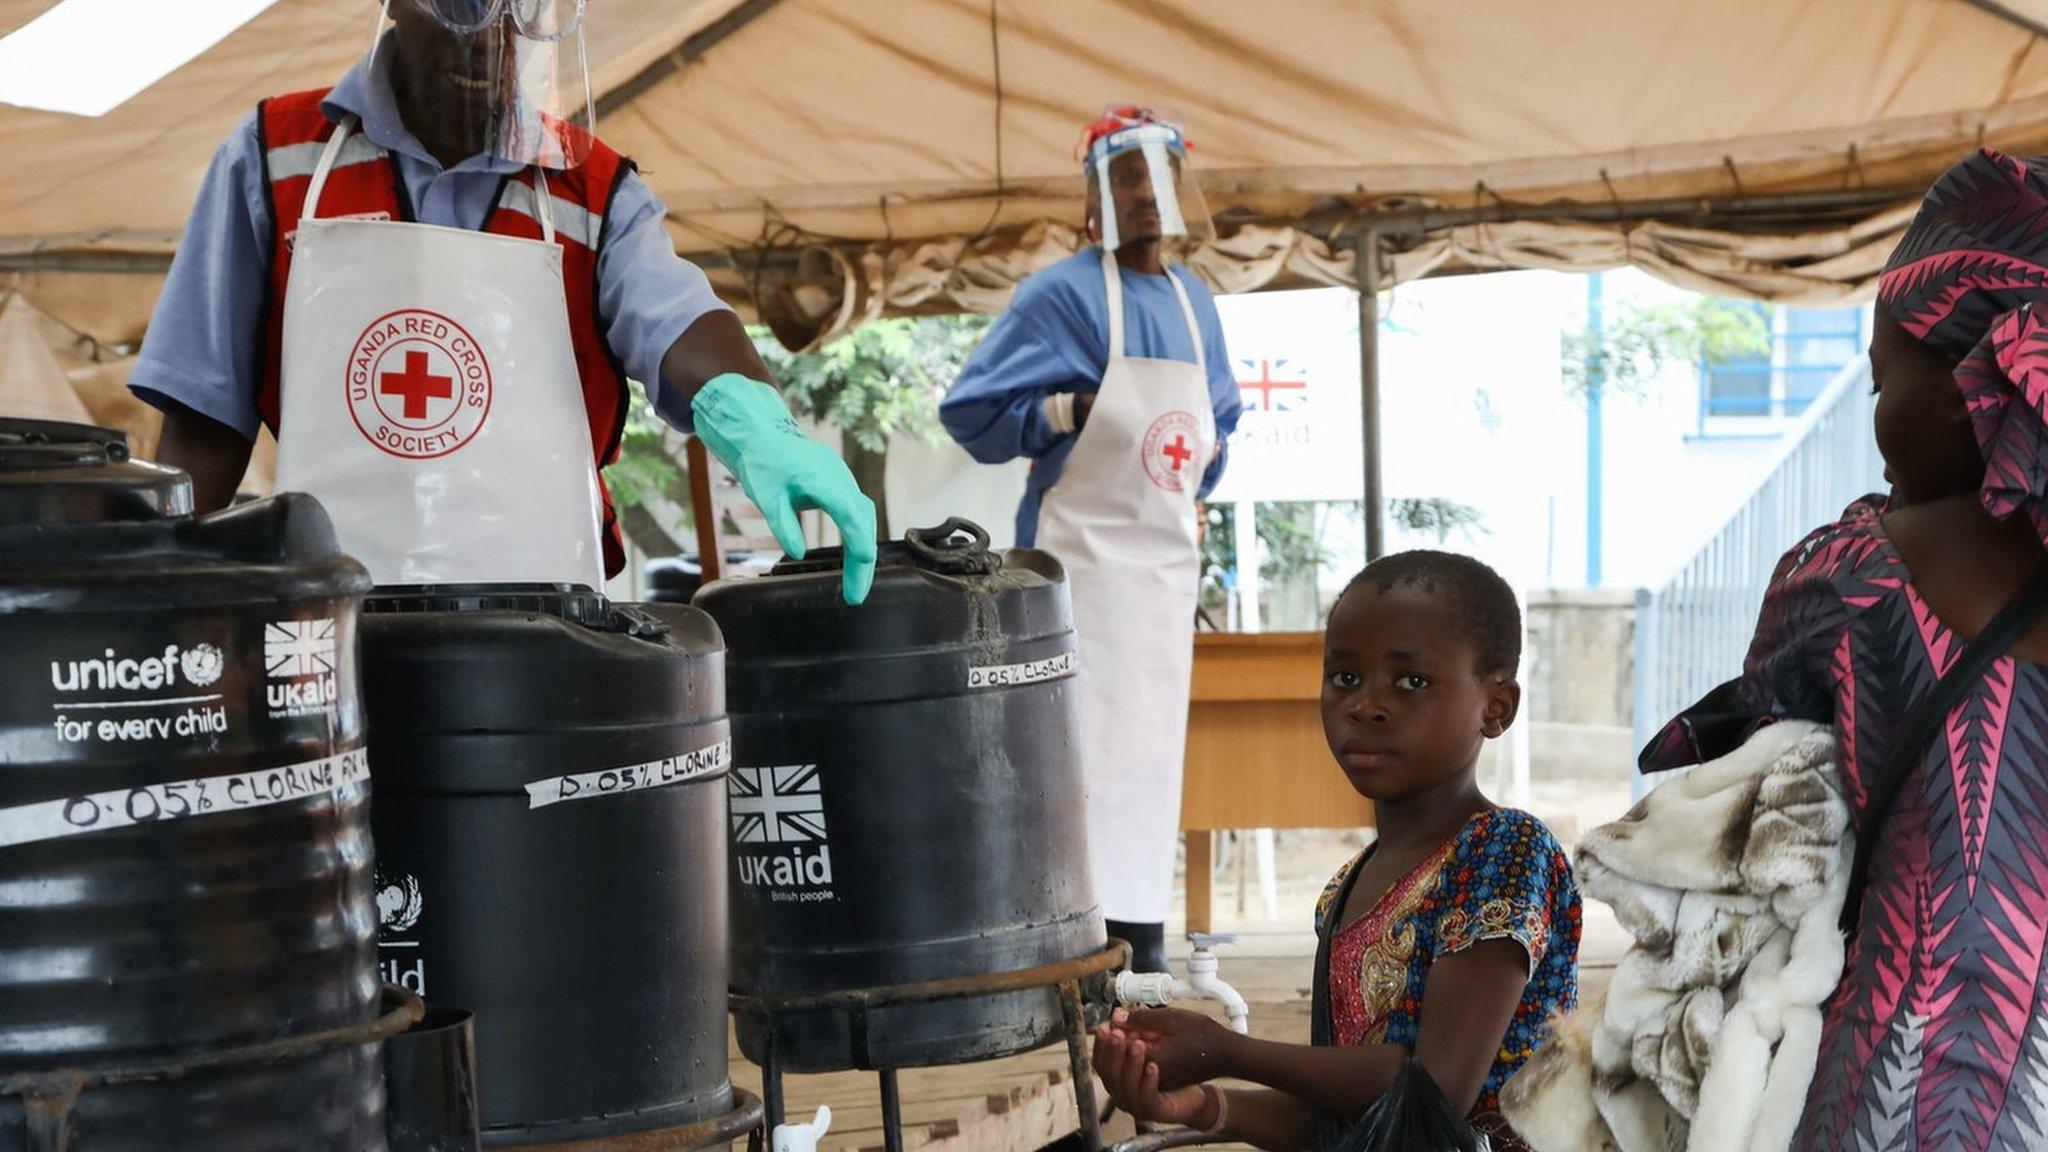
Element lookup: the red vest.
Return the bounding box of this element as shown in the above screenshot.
[257,88,635,577]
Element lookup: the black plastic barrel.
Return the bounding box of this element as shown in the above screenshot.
[645,552,762,605]
[697,519,1103,1071]
[360,586,732,1147]
[0,420,383,1151]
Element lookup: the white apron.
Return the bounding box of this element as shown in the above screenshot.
[1036,249,1216,923]
[274,118,605,588]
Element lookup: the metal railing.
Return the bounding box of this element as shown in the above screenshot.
[1630,359,1883,787]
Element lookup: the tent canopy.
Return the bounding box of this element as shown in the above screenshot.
[2,0,2046,349]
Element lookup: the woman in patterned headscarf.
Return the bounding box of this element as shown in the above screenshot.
[1641,148,2048,1151]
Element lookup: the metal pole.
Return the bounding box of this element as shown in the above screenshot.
[760,1026,784,1133]
[1355,232,1385,562]
[879,1069,905,1152]
[1630,587,1660,802]
[1585,274,1605,587]
[1059,980,1105,1152]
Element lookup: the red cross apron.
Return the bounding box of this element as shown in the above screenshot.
[273,117,606,588]
[1035,248,1217,924]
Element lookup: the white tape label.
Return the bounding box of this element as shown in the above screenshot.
[0,749,369,850]
[967,653,1076,690]
[525,739,732,810]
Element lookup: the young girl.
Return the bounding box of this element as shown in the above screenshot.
[1093,550,1581,1151]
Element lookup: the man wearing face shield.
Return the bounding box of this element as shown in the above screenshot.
[940,107,1243,972]
[128,0,878,604]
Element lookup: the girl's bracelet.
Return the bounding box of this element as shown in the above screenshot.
[1194,1084,1228,1133]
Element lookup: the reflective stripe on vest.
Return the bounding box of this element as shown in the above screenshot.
[498,178,602,251]
[267,133,384,183]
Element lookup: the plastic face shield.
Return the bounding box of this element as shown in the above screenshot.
[375,0,595,169]
[1088,124,1209,253]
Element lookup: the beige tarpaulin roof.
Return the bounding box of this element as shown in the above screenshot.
[1,0,2045,354]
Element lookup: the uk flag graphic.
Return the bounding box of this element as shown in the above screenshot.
[1236,358,1309,412]
[728,765,828,843]
[265,619,337,679]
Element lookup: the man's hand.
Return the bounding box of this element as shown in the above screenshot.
[1115,1007,1241,1091]
[153,402,253,513]
[1074,391,1096,431]
[1092,1014,1210,1126]
[691,373,878,604]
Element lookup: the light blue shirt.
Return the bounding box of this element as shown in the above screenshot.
[940,247,1242,547]
[129,41,729,440]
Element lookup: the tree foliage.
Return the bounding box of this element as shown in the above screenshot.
[1561,297,1771,399]
[752,316,991,454]
[606,392,687,513]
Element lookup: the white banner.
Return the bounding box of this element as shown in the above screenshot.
[1206,288,1366,505]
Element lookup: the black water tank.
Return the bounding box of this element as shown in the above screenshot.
[0,420,382,1151]
[697,519,1102,1071]
[360,586,731,1147]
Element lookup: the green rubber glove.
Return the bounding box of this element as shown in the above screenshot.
[692,373,878,605]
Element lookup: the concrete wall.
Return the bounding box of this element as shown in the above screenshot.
[1523,589,1636,782]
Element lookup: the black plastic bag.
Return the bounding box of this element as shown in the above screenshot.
[1337,1058,1485,1152]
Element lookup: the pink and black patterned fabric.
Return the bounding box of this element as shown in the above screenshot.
[1644,499,2048,1150]
[1957,306,2048,554]
[1633,147,2048,1150]
[1879,148,2048,358]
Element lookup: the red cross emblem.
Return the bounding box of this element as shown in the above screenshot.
[346,309,493,460]
[1162,434,1194,471]
[1141,410,1205,493]
[380,350,455,421]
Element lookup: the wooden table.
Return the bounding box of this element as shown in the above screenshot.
[1181,632,1375,933]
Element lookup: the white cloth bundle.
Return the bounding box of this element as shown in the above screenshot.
[1502,721,1850,1152]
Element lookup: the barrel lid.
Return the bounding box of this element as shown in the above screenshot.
[365,582,677,638]
[0,491,370,613]
[696,518,1073,697]
[0,418,192,526]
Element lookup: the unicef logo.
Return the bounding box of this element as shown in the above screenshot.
[179,644,225,687]
[376,873,425,934]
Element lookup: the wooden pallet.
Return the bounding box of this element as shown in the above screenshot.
[728,1040,1085,1152]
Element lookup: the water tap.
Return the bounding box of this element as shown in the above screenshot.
[1112,932,1251,1033]
[773,1106,832,1152]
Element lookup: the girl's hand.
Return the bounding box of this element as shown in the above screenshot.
[1117,1007,1240,1091]
[1092,1017,1209,1126]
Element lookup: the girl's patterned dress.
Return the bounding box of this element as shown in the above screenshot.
[1316,808,1581,1149]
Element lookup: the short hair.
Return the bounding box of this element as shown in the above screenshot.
[1336,550,1521,674]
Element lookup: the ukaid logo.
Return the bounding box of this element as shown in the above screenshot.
[730,764,835,904]
[47,642,231,746]
[265,619,339,719]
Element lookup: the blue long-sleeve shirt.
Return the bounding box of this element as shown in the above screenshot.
[940,247,1242,546]
[128,37,729,440]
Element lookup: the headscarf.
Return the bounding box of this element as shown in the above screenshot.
[1879,148,2048,358]
[1882,149,2048,548]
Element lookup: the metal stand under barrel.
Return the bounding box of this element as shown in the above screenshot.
[504,1088,766,1152]
[0,987,423,1152]
[733,943,1130,1152]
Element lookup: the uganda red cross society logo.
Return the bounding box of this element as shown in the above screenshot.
[346,309,492,460]
[1141,410,1204,492]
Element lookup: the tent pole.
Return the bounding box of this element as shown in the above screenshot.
[1355,232,1385,563]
